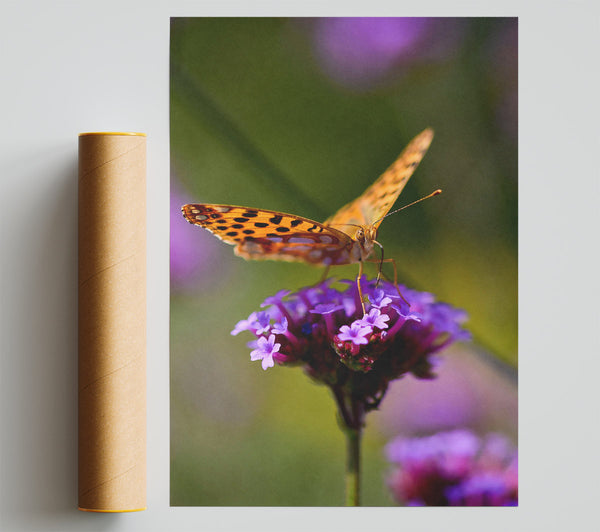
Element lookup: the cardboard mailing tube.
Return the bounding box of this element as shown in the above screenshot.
[78,132,146,512]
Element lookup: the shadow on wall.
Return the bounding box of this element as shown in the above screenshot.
[0,146,107,529]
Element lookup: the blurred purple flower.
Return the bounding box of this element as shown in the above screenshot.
[378,361,482,434]
[232,277,469,423]
[170,181,224,292]
[487,19,518,139]
[386,429,518,506]
[375,345,518,438]
[312,17,463,90]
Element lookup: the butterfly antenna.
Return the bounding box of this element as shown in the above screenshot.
[373,189,442,225]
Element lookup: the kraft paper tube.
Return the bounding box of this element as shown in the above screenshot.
[78,132,146,512]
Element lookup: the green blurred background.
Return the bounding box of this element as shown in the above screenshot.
[170,17,517,506]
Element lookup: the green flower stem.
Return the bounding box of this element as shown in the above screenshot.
[332,386,365,505]
[344,426,361,506]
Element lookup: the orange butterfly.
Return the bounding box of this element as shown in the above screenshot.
[182,129,439,311]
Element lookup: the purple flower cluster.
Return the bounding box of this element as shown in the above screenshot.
[386,429,518,506]
[232,278,470,416]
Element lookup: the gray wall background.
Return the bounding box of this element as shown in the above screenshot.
[1,1,598,531]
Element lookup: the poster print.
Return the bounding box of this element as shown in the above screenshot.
[170,17,517,506]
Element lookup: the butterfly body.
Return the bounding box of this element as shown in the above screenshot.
[182,128,434,276]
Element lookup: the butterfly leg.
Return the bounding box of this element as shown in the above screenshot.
[365,258,410,307]
[356,260,367,315]
[386,258,410,307]
[319,264,331,284]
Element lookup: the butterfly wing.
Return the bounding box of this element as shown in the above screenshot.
[182,204,356,266]
[324,128,434,236]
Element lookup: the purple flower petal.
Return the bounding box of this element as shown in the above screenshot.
[249,334,281,371]
[271,316,288,335]
[310,303,345,315]
[254,311,272,335]
[369,288,394,309]
[231,312,258,336]
[338,321,373,345]
[357,308,390,330]
[261,289,291,308]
